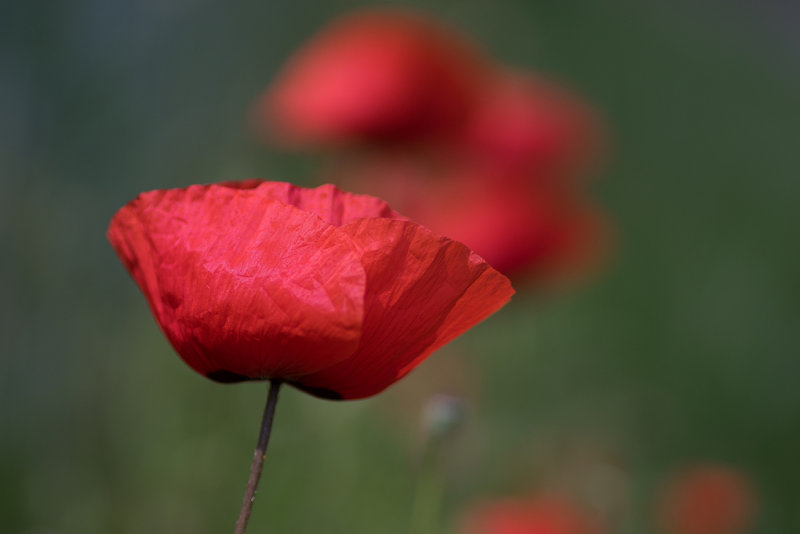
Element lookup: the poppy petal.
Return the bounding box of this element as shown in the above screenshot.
[293,218,513,399]
[107,183,366,380]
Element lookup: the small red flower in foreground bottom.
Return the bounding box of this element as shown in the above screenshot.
[107,180,513,399]
[460,495,602,534]
[657,465,757,534]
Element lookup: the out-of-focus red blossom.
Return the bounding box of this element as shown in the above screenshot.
[460,495,602,534]
[260,9,488,146]
[107,181,513,400]
[460,72,603,179]
[339,161,608,282]
[657,465,757,534]
[412,178,607,281]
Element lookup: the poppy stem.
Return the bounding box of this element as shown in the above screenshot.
[234,379,282,534]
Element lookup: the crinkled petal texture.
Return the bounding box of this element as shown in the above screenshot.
[107,182,376,381]
[108,181,513,399]
[293,218,514,399]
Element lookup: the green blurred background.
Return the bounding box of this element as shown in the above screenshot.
[2,1,799,532]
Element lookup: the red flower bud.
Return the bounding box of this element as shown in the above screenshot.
[107,181,513,399]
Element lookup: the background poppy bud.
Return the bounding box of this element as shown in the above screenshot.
[259,9,488,147]
[421,394,467,443]
[107,181,513,399]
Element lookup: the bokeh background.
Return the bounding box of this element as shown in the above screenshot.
[2,1,799,533]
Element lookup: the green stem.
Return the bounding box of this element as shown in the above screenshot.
[233,380,282,534]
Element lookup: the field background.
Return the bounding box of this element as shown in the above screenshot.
[2,0,799,532]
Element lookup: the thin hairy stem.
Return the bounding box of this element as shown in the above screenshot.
[234,380,282,534]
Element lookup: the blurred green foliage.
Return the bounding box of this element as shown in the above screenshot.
[2,1,799,533]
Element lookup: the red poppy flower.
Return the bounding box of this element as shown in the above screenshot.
[107,180,513,399]
[460,71,603,179]
[657,465,757,534]
[259,8,488,147]
[460,495,602,534]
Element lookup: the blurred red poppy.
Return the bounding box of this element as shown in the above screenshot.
[460,71,603,179]
[259,8,488,147]
[338,160,609,283]
[657,465,757,534]
[107,181,513,399]
[408,176,607,282]
[460,495,602,534]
